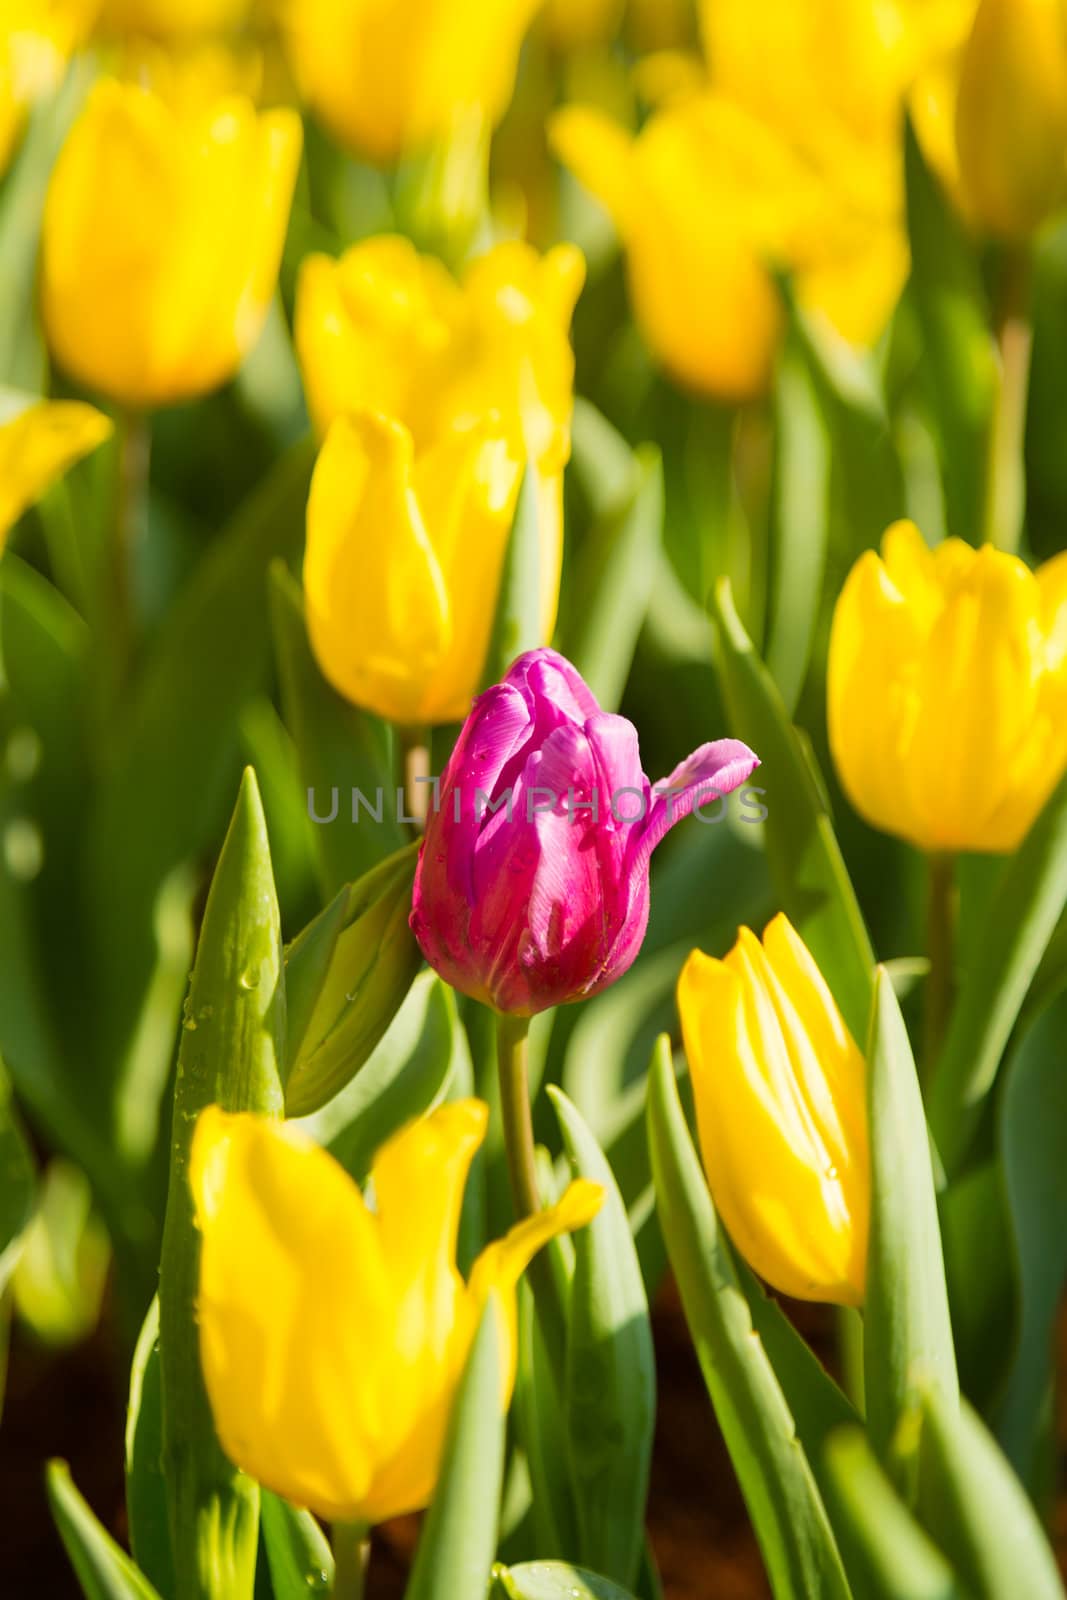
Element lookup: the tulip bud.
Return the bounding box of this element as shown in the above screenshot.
[678,914,870,1307]
[411,648,759,1015]
[955,0,1067,238]
[190,1099,602,1523]
[550,89,905,402]
[40,78,302,409]
[278,0,541,164]
[0,389,112,548]
[283,843,423,1117]
[828,521,1067,854]
[299,238,583,725]
[0,1,94,177]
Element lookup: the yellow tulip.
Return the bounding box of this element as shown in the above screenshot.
[0,391,112,549]
[98,0,251,37]
[298,236,583,724]
[190,1100,601,1523]
[828,521,1067,854]
[0,0,97,175]
[40,77,301,409]
[955,0,1067,238]
[278,0,540,164]
[551,0,908,400]
[678,915,869,1307]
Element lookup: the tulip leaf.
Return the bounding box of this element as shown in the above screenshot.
[296,971,464,1184]
[83,437,313,1181]
[915,1390,1064,1600]
[494,1561,639,1599]
[864,968,958,1476]
[515,1276,580,1559]
[404,1297,509,1600]
[822,1430,964,1600]
[125,1297,176,1600]
[549,1087,655,1590]
[711,577,875,1040]
[268,561,403,897]
[764,326,832,714]
[903,119,995,543]
[995,988,1067,1486]
[482,468,544,686]
[46,1459,162,1600]
[645,1037,850,1600]
[259,1492,334,1598]
[158,769,286,1600]
[928,764,1067,1175]
[282,841,422,1115]
[0,1058,35,1295]
[565,445,663,713]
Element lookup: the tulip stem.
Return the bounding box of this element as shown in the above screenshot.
[984,245,1032,555]
[496,1013,568,1371]
[114,407,150,679]
[400,725,431,829]
[924,851,957,1079]
[332,1521,368,1599]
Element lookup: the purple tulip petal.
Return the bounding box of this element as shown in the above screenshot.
[635,739,760,865]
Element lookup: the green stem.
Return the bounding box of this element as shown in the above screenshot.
[332,1522,368,1600]
[983,246,1032,555]
[114,406,150,678]
[924,852,957,1080]
[495,1012,567,1375]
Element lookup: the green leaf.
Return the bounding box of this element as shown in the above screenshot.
[125,1298,175,1600]
[916,1390,1064,1600]
[158,769,286,1600]
[238,697,318,925]
[269,561,402,897]
[482,468,547,687]
[903,119,995,542]
[12,1157,108,1346]
[404,1297,508,1600]
[764,329,832,713]
[296,971,463,1184]
[549,1088,655,1590]
[514,1277,579,1559]
[996,988,1067,1484]
[565,446,663,713]
[0,1058,34,1294]
[711,577,874,1039]
[823,1430,963,1600]
[260,1493,333,1598]
[928,766,1067,1175]
[495,1561,639,1599]
[864,968,958,1474]
[83,437,313,1174]
[645,1037,850,1600]
[46,1459,162,1600]
[283,841,422,1115]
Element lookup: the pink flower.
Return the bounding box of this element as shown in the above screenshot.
[410,649,759,1015]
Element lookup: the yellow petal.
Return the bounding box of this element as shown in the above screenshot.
[304,412,453,725]
[466,1178,603,1395]
[0,394,112,547]
[955,0,1067,238]
[190,1108,394,1521]
[548,105,638,234]
[678,930,867,1307]
[41,80,301,408]
[100,0,252,36]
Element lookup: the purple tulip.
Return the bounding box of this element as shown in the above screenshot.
[410,649,759,1015]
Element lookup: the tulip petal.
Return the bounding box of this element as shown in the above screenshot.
[0,397,112,545]
[636,738,760,864]
[190,1108,393,1521]
[466,1178,603,1394]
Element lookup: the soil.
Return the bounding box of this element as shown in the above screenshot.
[1,1279,1062,1598]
